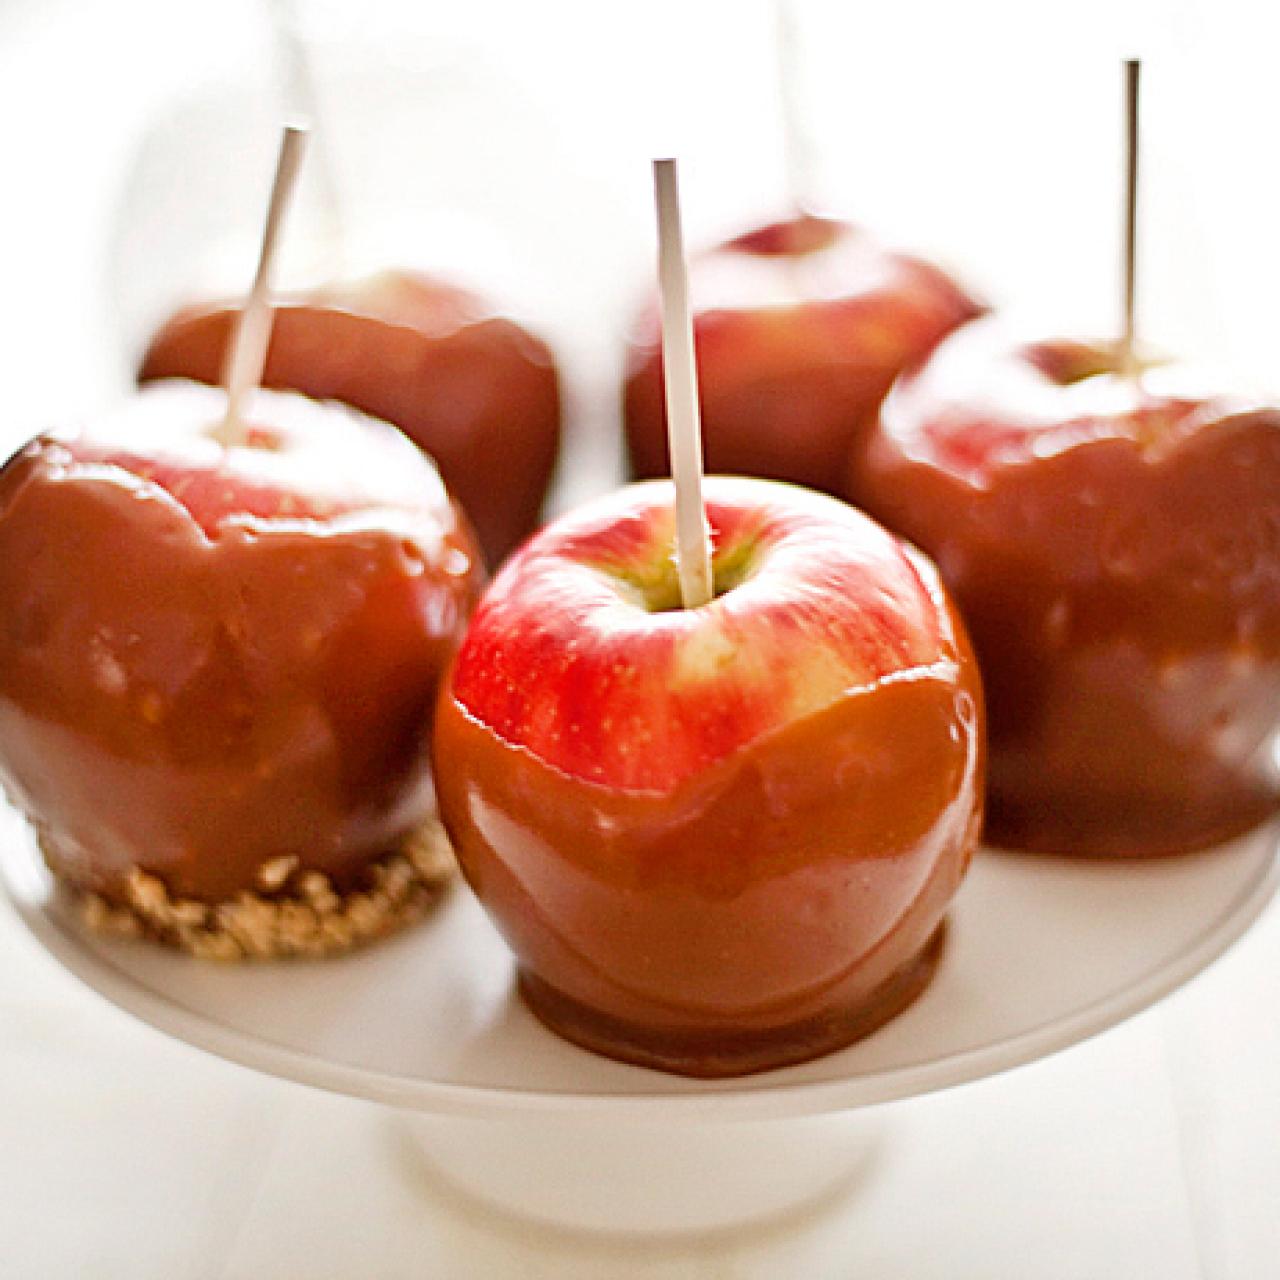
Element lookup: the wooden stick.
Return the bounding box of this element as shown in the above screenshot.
[1120,58,1141,381]
[652,158,714,609]
[266,0,345,275]
[215,124,309,447]
[774,0,815,214]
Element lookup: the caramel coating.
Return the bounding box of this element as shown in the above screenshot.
[0,383,482,909]
[433,483,984,1076]
[436,676,981,1076]
[853,321,1280,855]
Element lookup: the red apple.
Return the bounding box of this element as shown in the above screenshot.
[0,380,483,955]
[851,315,1280,856]
[623,214,983,495]
[139,270,562,567]
[433,476,984,1076]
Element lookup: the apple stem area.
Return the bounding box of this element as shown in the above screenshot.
[652,158,714,610]
[213,123,309,449]
[1119,58,1141,383]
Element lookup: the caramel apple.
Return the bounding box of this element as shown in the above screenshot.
[851,317,1280,856]
[0,381,483,957]
[433,477,984,1076]
[623,214,982,496]
[139,270,562,568]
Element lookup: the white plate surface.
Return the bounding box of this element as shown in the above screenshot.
[2,803,1275,1121]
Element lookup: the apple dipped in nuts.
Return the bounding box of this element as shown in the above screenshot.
[0,125,482,956]
[139,270,562,568]
[0,380,482,957]
[851,318,1280,856]
[623,213,982,496]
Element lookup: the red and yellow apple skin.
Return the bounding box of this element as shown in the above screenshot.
[433,477,984,1077]
[623,214,983,496]
[851,316,1280,856]
[0,381,483,904]
[139,270,561,568]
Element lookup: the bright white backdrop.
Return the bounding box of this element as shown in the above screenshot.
[0,1,1278,1275]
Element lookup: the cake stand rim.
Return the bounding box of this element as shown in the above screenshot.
[3,826,1276,1122]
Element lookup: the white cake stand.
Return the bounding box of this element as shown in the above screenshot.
[3,802,1276,1235]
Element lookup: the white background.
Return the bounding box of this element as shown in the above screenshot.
[1,0,1279,1274]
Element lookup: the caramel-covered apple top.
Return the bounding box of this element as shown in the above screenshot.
[626,214,981,357]
[265,270,505,339]
[695,214,969,309]
[449,476,963,792]
[879,320,1280,486]
[46,380,466,545]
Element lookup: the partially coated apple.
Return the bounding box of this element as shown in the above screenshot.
[623,214,982,495]
[0,381,483,957]
[433,476,984,1076]
[851,316,1280,855]
[139,270,561,568]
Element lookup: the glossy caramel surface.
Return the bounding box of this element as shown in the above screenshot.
[0,383,482,902]
[433,481,984,1076]
[853,319,1280,854]
[140,270,561,568]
